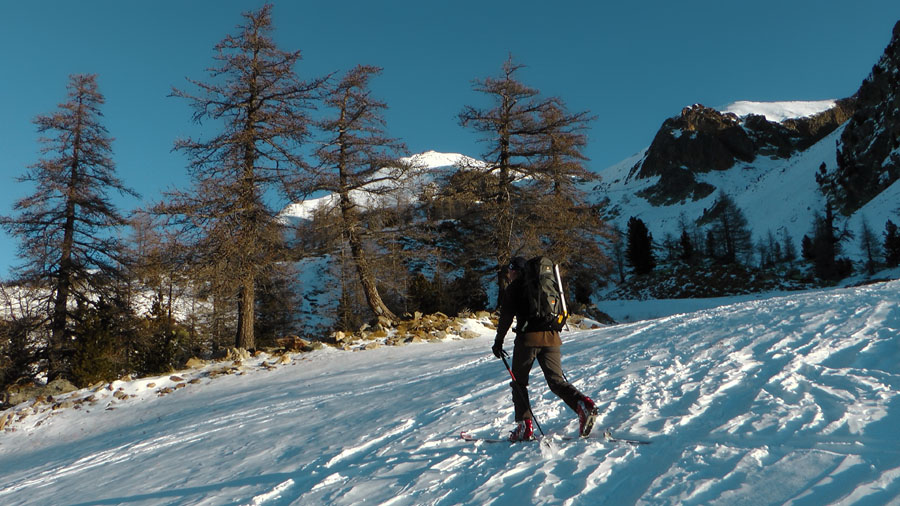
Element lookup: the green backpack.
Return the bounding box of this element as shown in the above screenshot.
[522,256,568,332]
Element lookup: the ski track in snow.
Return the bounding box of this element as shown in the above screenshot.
[3,282,900,504]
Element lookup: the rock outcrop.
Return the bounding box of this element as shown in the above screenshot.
[631,98,855,206]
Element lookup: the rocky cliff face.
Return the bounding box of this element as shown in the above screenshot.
[631,100,855,206]
[829,20,900,214]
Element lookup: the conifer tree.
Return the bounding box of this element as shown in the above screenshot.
[858,217,880,275]
[699,192,753,264]
[529,101,613,296]
[129,212,189,322]
[807,203,852,280]
[705,229,718,260]
[801,233,815,262]
[626,217,655,275]
[679,229,695,263]
[884,219,900,267]
[759,230,783,268]
[1,74,138,381]
[781,229,797,265]
[0,286,43,391]
[254,262,300,345]
[156,4,325,349]
[611,226,627,284]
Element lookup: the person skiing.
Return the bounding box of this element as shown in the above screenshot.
[492,256,597,441]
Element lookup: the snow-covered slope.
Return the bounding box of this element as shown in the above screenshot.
[3,281,900,504]
[592,100,899,262]
[593,121,839,252]
[279,151,481,222]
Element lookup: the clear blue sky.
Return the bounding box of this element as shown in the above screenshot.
[1,1,899,277]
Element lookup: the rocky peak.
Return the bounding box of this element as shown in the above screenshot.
[631,99,856,206]
[634,104,753,179]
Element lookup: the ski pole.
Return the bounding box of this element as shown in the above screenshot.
[500,350,546,438]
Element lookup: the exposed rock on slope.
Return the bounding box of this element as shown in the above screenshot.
[631,100,855,206]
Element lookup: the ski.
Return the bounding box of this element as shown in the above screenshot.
[557,431,650,445]
[459,429,651,445]
[599,428,651,445]
[459,431,514,443]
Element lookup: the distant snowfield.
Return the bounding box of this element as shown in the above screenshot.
[3,281,900,504]
[722,100,838,122]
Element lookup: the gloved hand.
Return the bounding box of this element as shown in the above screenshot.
[492,340,505,358]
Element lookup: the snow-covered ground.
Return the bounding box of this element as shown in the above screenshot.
[3,280,900,505]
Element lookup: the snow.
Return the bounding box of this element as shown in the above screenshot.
[722,100,838,123]
[278,151,481,222]
[4,281,900,504]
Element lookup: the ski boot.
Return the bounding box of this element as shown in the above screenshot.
[577,396,599,437]
[508,419,534,442]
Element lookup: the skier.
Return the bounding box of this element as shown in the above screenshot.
[492,256,597,441]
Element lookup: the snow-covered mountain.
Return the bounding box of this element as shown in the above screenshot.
[3,280,900,504]
[281,99,893,268]
[278,151,482,222]
[283,95,893,270]
[827,19,900,215]
[593,20,900,261]
[589,98,898,264]
[590,100,856,255]
[722,100,837,123]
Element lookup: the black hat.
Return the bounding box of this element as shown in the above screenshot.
[508,256,527,271]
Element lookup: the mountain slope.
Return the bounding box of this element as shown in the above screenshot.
[591,109,847,254]
[2,281,900,504]
[591,18,900,263]
[830,19,900,214]
[590,100,900,266]
[278,150,480,222]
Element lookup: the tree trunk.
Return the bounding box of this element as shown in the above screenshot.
[494,136,513,306]
[49,269,71,382]
[50,206,74,381]
[339,190,397,323]
[347,226,397,323]
[235,274,256,350]
[50,123,82,382]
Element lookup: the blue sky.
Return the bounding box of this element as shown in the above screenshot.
[1,1,899,277]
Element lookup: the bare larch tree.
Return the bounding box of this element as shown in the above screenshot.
[458,56,608,299]
[303,64,409,324]
[1,73,138,381]
[157,4,326,350]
